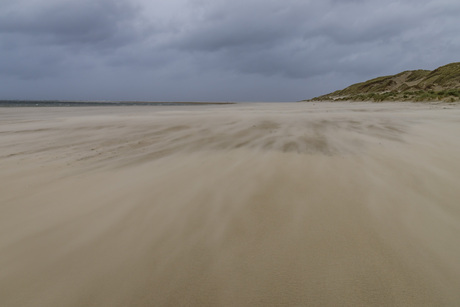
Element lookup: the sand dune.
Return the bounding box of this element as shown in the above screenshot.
[1,102,459,306]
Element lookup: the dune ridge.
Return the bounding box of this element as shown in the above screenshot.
[308,62,460,102]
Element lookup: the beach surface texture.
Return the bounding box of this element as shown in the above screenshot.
[1,102,459,306]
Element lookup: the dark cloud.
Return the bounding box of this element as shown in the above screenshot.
[0,0,148,80]
[0,0,140,47]
[168,0,460,80]
[0,0,459,100]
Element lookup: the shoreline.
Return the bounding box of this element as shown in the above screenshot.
[0,100,236,107]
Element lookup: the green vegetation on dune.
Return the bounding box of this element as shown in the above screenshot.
[307,62,460,102]
[420,63,460,89]
[311,89,460,103]
[405,69,431,82]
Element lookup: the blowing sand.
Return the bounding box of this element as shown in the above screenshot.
[1,101,459,306]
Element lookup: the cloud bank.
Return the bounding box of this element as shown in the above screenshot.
[1,0,459,101]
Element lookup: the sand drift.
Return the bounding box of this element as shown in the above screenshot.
[1,102,459,306]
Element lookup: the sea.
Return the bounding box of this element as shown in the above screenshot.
[0,100,234,107]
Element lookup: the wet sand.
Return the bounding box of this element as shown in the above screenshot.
[1,102,459,306]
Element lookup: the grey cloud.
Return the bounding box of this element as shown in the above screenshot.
[0,0,149,80]
[166,0,460,80]
[169,1,308,51]
[0,45,64,79]
[0,0,459,101]
[0,0,141,47]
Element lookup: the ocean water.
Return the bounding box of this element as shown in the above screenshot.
[0,100,232,107]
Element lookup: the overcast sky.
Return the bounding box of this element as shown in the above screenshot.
[1,0,459,101]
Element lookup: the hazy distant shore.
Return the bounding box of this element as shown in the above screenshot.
[1,102,459,306]
[0,100,236,107]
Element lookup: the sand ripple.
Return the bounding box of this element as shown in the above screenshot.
[1,102,459,306]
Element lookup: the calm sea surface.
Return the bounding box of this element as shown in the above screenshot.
[0,100,234,107]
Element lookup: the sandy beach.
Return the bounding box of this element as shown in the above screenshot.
[1,101,459,306]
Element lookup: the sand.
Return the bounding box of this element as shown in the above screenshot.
[1,101,459,306]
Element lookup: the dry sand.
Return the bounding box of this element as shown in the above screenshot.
[1,101,459,306]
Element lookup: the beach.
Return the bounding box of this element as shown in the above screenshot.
[1,101,460,306]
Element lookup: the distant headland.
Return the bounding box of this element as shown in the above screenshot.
[306,62,460,102]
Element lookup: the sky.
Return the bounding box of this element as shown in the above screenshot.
[0,0,459,102]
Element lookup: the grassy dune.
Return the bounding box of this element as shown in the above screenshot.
[308,62,460,102]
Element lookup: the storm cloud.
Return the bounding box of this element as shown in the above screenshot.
[1,0,459,101]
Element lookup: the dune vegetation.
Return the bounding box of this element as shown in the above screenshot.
[308,62,460,102]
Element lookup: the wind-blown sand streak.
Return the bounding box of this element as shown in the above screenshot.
[1,102,459,306]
